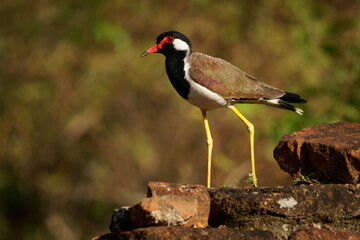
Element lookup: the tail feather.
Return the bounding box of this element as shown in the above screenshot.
[263,92,306,115]
[233,91,306,115]
[280,92,307,104]
[263,98,304,115]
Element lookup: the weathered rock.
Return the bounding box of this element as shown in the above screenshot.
[127,182,210,228]
[146,182,210,227]
[130,195,200,228]
[97,226,275,240]
[107,182,210,231]
[97,182,360,239]
[274,122,360,184]
[289,227,359,240]
[109,207,132,232]
[209,184,360,238]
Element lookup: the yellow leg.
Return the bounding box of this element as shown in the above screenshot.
[201,109,213,188]
[230,106,258,187]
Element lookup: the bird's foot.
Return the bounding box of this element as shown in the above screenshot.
[247,173,258,187]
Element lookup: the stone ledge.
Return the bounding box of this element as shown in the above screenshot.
[96,182,360,239]
[209,184,360,238]
[289,227,358,240]
[96,226,275,240]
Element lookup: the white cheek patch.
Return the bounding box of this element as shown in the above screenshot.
[173,39,191,52]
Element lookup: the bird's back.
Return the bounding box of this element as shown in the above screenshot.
[187,52,285,101]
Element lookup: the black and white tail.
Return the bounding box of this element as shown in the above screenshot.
[264,92,307,115]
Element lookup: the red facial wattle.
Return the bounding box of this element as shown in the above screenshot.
[140,36,174,57]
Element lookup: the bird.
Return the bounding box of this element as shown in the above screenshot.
[140,31,306,188]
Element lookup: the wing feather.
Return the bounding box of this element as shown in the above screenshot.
[187,52,285,100]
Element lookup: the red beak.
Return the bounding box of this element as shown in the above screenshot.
[140,44,158,57]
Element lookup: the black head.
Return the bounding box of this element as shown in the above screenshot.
[140,31,192,58]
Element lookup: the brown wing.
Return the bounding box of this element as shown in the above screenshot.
[188,52,285,100]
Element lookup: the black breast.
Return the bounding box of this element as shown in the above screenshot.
[165,55,190,99]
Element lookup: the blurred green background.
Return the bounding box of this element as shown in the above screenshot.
[1,0,359,239]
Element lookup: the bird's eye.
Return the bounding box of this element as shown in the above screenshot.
[166,36,174,43]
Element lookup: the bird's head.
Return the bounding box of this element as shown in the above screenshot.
[140,31,192,58]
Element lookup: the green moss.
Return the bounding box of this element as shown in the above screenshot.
[225,209,248,229]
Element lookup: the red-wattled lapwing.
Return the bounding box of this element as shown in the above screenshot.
[140,31,306,188]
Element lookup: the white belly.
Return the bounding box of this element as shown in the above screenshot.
[186,78,228,110]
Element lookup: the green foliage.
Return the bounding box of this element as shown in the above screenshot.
[233,173,257,188]
[0,1,359,239]
[294,173,321,185]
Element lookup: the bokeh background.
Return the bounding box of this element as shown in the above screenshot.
[1,0,359,239]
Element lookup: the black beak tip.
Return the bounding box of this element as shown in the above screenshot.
[140,51,149,58]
